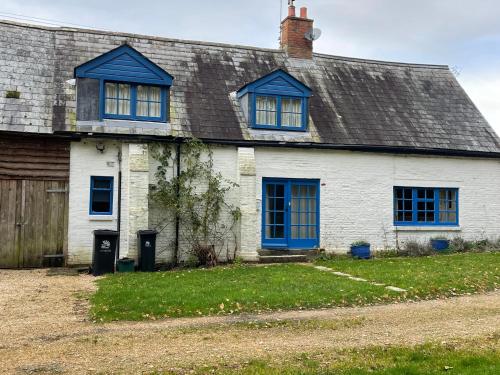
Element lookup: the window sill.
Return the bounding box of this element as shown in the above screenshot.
[251,125,307,132]
[393,226,462,232]
[89,215,115,222]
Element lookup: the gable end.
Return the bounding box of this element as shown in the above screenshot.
[74,44,173,86]
[237,69,312,98]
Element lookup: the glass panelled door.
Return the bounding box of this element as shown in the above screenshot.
[262,178,319,249]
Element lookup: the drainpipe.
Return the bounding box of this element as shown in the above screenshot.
[116,148,123,261]
[174,141,181,265]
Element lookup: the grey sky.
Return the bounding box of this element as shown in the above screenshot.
[2,0,499,134]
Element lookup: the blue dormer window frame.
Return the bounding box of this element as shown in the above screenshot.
[100,81,168,122]
[252,94,308,130]
[75,44,174,123]
[237,69,312,132]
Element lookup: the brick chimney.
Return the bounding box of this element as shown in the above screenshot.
[280,4,314,59]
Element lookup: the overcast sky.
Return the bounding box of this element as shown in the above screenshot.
[2,0,499,134]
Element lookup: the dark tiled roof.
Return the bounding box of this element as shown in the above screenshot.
[1,20,499,155]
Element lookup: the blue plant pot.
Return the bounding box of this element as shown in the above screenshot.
[431,239,450,252]
[350,245,371,259]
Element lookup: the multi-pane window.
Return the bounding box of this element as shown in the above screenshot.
[262,179,319,249]
[103,82,166,121]
[254,95,305,130]
[290,184,317,240]
[90,176,113,215]
[394,187,458,226]
[137,85,161,118]
[265,183,285,239]
[105,83,131,116]
[281,98,302,128]
[256,96,277,126]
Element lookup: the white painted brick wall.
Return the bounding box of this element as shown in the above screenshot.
[68,140,121,265]
[254,147,500,251]
[68,140,150,265]
[69,142,500,264]
[148,144,240,263]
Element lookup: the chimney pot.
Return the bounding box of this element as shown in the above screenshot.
[280,5,314,59]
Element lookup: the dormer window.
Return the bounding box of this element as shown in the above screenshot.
[75,44,173,123]
[255,95,305,129]
[237,70,312,132]
[103,82,166,121]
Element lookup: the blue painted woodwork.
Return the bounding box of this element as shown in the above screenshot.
[394,187,459,226]
[350,244,371,259]
[100,82,168,122]
[430,239,450,252]
[251,94,309,131]
[90,176,114,215]
[75,44,173,122]
[237,70,312,131]
[262,178,320,249]
[75,44,173,86]
[237,69,311,98]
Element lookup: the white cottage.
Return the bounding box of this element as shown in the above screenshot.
[1,4,499,267]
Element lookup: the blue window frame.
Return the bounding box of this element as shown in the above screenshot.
[254,95,306,130]
[262,178,320,249]
[102,81,167,122]
[394,187,459,226]
[75,44,173,124]
[236,70,312,132]
[90,176,114,215]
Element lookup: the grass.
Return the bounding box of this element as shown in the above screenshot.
[91,252,499,322]
[91,264,399,321]
[316,252,499,300]
[184,335,500,374]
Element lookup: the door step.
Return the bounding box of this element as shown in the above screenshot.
[259,255,308,264]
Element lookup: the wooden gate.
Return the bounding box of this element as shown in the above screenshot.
[0,135,70,268]
[0,180,68,268]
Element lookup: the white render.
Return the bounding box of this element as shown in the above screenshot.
[68,141,500,265]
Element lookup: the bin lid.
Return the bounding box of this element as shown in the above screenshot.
[94,229,119,236]
[117,257,135,263]
[137,229,158,236]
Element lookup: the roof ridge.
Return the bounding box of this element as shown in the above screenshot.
[313,52,449,70]
[1,19,449,69]
[0,19,283,54]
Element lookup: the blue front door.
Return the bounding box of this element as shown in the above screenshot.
[262,178,320,249]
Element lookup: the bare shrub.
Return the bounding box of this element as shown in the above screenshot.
[399,241,434,257]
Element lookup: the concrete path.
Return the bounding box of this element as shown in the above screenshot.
[312,264,408,292]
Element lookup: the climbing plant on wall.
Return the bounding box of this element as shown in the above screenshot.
[150,139,241,267]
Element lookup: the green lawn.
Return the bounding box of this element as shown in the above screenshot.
[91,252,499,322]
[189,337,500,375]
[91,264,398,321]
[316,252,499,300]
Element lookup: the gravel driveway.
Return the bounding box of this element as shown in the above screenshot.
[0,269,499,374]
